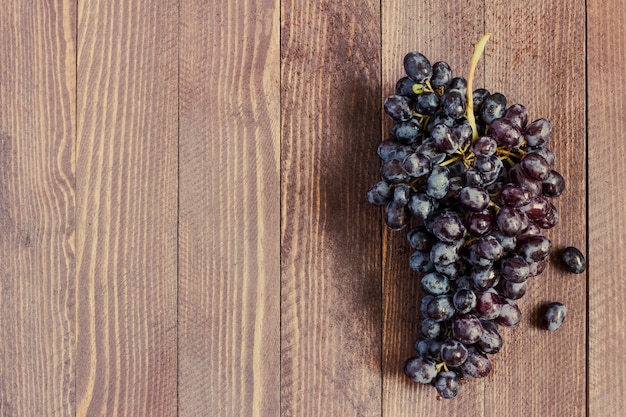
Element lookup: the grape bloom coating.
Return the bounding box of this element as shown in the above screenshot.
[367,35,568,399]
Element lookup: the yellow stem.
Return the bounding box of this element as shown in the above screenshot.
[466,34,491,141]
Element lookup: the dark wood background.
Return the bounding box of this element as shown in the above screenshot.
[0,0,623,416]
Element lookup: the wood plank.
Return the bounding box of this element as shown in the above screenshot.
[0,2,75,416]
[381,2,485,414]
[177,0,281,416]
[588,1,626,414]
[75,2,178,415]
[484,2,586,415]
[280,1,383,415]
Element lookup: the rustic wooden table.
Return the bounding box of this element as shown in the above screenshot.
[0,0,624,416]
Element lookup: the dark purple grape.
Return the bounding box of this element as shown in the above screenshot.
[377,139,402,161]
[524,118,553,147]
[468,245,494,269]
[494,298,522,327]
[426,165,451,199]
[442,89,466,119]
[470,267,498,291]
[384,95,413,121]
[392,118,422,145]
[452,314,483,344]
[393,184,411,206]
[472,88,490,111]
[426,295,455,322]
[449,77,467,94]
[407,227,436,251]
[414,338,431,358]
[477,319,503,354]
[417,139,446,162]
[408,193,438,221]
[561,246,586,274]
[409,250,433,273]
[434,259,466,279]
[479,93,507,124]
[415,92,440,115]
[509,164,542,197]
[475,289,502,320]
[517,235,552,262]
[499,183,532,207]
[463,168,484,187]
[431,61,453,89]
[496,206,528,236]
[420,318,444,339]
[421,272,451,295]
[453,288,477,314]
[419,295,434,319]
[461,346,492,378]
[490,117,523,147]
[467,210,494,236]
[453,122,473,149]
[520,152,551,181]
[435,371,461,399]
[491,229,517,252]
[475,235,504,260]
[367,181,393,206]
[385,202,408,230]
[429,211,466,243]
[528,147,555,166]
[516,221,541,241]
[431,123,458,154]
[381,158,410,184]
[404,357,438,384]
[527,260,547,277]
[440,176,463,206]
[430,241,461,266]
[455,276,472,290]
[542,302,566,331]
[427,111,455,131]
[404,51,432,82]
[542,170,566,197]
[519,195,551,221]
[395,76,418,97]
[501,255,530,283]
[427,338,443,358]
[504,103,528,129]
[459,186,490,211]
[477,156,503,185]
[534,203,559,229]
[440,339,469,367]
[402,152,431,178]
[497,279,527,300]
[471,136,498,157]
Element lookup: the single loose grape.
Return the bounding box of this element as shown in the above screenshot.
[542,302,566,331]
[561,246,586,274]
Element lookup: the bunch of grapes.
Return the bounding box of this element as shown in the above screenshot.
[367,35,566,399]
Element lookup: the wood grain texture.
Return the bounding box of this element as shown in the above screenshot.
[484,2,587,415]
[280,1,383,415]
[381,2,486,414]
[588,0,626,414]
[0,2,76,416]
[178,0,281,416]
[75,1,178,416]
[0,1,622,415]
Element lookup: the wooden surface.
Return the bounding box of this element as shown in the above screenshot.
[0,0,624,416]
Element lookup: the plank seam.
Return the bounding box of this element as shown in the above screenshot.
[379,1,384,416]
[176,0,181,415]
[74,1,78,416]
[584,0,589,414]
[279,0,283,415]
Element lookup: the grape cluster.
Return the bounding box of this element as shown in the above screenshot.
[367,49,566,399]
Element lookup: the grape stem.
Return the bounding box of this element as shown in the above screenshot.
[466,34,491,141]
